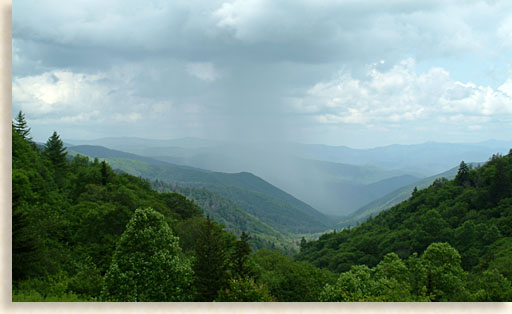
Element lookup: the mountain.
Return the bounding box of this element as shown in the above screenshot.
[337,162,483,228]
[288,141,512,176]
[66,136,220,150]
[295,151,512,283]
[67,137,510,216]
[67,145,330,234]
[133,146,420,216]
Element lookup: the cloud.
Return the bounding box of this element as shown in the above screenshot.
[12,71,108,117]
[293,58,512,127]
[11,0,512,145]
[186,62,221,82]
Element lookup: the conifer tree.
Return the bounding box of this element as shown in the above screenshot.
[193,215,232,301]
[455,161,470,186]
[44,131,68,187]
[13,111,32,141]
[44,131,67,168]
[231,231,253,278]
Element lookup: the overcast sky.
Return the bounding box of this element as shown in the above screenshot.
[12,0,512,148]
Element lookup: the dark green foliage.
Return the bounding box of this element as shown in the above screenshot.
[231,232,254,278]
[12,125,206,301]
[192,216,235,301]
[12,119,512,301]
[471,269,512,301]
[44,131,67,168]
[102,208,193,301]
[13,110,32,141]
[252,249,337,301]
[297,153,512,281]
[98,155,329,234]
[455,161,470,186]
[216,276,276,302]
[12,210,40,281]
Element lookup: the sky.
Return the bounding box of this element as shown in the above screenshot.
[11,0,512,148]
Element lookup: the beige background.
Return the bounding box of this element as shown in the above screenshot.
[2,0,511,312]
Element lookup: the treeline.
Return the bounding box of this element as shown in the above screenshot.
[296,154,512,301]
[152,181,296,253]
[12,111,512,301]
[12,112,335,301]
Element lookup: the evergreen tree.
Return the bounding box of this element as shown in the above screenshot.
[12,210,40,282]
[44,131,67,186]
[13,111,32,141]
[193,215,232,301]
[102,207,193,301]
[455,161,470,186]
[231,232,253,278]
[44,132,67,167]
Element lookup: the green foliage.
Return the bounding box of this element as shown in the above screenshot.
[252,249,337,301]
[102,207,194,301]
[12,290,88,302]
[421,242,469,301]
[68,256,104,298]
[471,269,512,301]
[12,119,512,302]
[103,156,329,234]
[44,131,67,168]
[231,232,254,278]
[192,216,235,301]
[215,276,276,302]
[13,110,32,141]
[297,153,512,279]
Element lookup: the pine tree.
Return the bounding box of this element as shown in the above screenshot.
[455,161,470,186]
[44,131,67,167]
[44,131,68,187]
[193,215,232,301]
[231,232,253,278]
[13,111,32,141]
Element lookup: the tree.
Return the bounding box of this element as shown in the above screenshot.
[472,269,512,301]
[193,215,233,301]
[100,161,112,186]
[44,131,67,167]
[102,207,193,301]
[319,265,374,301]
[215,276,276,302]
[455,161,470,186]
[13,111,32,141]
[231,232,253,278]
[44,131,68,187]
[421,242,469,301]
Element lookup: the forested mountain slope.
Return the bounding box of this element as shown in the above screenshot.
[12,118,512,302]
[335,165,472,228]
[67,145,330,234]
[296,153,512,282]
[12,123,338,302]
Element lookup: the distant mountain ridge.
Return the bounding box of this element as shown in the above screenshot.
[66,137,511,216]
[336,162,484,228]
[67,144,330,234]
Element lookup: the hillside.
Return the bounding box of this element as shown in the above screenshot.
[151,181,296,252]
[122,146,420,216]
[68,145,330,234]
[296,152,512,283]
[337,163,484,228]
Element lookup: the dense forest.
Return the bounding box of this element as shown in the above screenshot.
[11,112,512,301]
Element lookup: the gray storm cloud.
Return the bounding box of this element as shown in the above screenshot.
[12,0,512,146]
